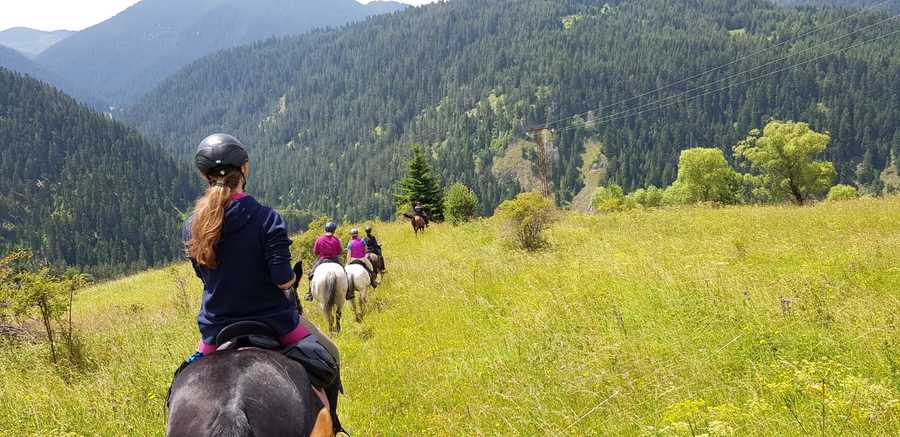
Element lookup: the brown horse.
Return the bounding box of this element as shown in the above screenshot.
[402,212,427,236]
[366,253,385,280]
[412,215,426,235]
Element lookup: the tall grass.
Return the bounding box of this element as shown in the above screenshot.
[1,198,898,435]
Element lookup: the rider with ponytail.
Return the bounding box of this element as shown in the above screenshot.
[178,134,339,392]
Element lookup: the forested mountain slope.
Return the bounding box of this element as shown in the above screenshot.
[34,0,407,106]
[127,0,900,220]
[0,68,197,277]
[0,27,74,58]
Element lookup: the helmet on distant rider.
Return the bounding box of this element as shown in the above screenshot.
[194,133,249,177]
[365,225,372,234]
[324,222,337,233]
[350,228,359,236]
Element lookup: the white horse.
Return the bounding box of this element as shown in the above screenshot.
[310,263,349,334]
[345,262,371,323]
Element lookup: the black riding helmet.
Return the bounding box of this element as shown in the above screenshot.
[195,133,249,177]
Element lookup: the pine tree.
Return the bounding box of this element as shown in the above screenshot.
[394,144,444,220]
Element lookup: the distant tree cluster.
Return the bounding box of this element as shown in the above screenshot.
[593,121,846,212]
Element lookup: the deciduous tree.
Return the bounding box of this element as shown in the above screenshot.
[675,148,741,204]
[734,121,835,205]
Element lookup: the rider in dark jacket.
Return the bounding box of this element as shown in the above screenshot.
[363,225,385,272]
[413,202,429,226]
[363,226,381,255]
[176,133,344,432]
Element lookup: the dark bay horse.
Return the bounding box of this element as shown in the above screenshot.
[401,212,427,235]
[366,252,385,280]
[167,349,333,437]
[412,215,426,235]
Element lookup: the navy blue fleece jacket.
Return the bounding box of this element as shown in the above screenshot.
[183,194,298,344]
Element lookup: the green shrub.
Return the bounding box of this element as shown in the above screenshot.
[826,184,859,202]
[443,182,478,225]
[675,147,742,204]
[592,183,633,213]
[496,192,557,251]
[627,185,664,208]
[0,251,89,365]
[662,181,691,206]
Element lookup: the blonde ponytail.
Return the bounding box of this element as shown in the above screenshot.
[187,169,243,268]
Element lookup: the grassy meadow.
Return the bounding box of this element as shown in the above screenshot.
[1,197,899,436]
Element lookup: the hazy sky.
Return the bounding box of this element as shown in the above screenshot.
[0,0,441,32]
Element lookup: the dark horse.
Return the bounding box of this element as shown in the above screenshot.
[167,350,333,437]
[366,252,385,280]
[401,212,427,235]
[411,215,426,235]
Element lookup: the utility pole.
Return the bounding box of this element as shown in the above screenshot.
[527,126,551,197]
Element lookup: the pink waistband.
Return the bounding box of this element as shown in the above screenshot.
[198,322,310,354]
[278,323,311,345]
[198,340,218,355]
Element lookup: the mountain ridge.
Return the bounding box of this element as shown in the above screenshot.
[33,0,408,106]
[0,27,74,58]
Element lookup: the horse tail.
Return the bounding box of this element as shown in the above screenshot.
[208,404,252,437]
[325,271,337,310]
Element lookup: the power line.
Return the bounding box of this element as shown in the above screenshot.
[542,0,898,129]
[558,14,899,132]
[554,24,900,134]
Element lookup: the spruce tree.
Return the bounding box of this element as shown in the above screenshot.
[395,144,444,220]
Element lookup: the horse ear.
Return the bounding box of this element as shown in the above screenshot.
[310,407,333,437]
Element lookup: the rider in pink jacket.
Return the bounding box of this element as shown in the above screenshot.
[305,221,341,301]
